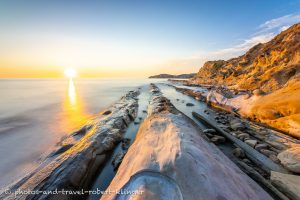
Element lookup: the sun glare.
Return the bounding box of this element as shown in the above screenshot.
[64,68,77,78]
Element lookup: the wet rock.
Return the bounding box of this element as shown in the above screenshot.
[134,121,140,125]
[245,139,257,148]
[176,98,180,101]
[233,147,245,158]
[255,143,269,151]
[138,117,142,120]
[271,171,300,200]
[230,119,245,131]
[203,129,217,134]
[277,147,300,173]
[260,149,277,157]
[142,110,147,113]
[210,135,226,144]
[186,103,195,107]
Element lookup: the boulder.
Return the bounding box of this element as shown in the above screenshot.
[277,147,300,173]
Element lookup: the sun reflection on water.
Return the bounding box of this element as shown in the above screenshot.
[60,78,89,132]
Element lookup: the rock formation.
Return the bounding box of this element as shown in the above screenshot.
[0,91,139,200]
[189,22,300,138]
[101,84,273,200]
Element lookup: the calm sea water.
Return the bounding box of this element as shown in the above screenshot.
[0,78,164,188]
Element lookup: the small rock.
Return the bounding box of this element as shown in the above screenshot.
[260,149,277,157]
[142,110,147,113]
[210,136,226,144]
[176,99,180,101]
[138,117,142,120]
[255,143,269,151]
[203,129,217,134]
[245,139,258,148]
[230,119,245,131]
[186,103,195,107]
[233,148,245,158]
[237,133,250,141]
[277,147,300,173]
[134,121,140,125]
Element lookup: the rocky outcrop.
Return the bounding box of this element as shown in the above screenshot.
[101,84,273,200]
[149,73,196,79]
[0,91,139,200]
[191,23,300,93]
[189,23,300,138]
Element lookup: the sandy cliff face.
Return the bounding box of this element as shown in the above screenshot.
[190,22,300,137]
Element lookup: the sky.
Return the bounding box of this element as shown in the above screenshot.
[0,0,300,78]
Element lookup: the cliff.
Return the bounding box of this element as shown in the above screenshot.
[191,22,300,92]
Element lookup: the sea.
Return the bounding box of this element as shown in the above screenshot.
[0,78,164,189]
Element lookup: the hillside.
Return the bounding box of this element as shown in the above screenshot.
[190,23,300,92]
[149,73,196,79]
[190,22,300,138]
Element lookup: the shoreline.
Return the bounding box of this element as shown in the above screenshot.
[1,81,299,199]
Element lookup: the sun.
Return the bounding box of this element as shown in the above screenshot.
[64,68,77,78]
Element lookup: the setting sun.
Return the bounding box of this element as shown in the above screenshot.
[64,68,77,78]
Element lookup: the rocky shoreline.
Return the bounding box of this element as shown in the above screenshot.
[101,84,273,200]
[0,90,139,200]
[1,82,299,200]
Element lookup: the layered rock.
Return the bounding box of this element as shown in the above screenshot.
[101,84,273,200]
[0,91,139,200]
